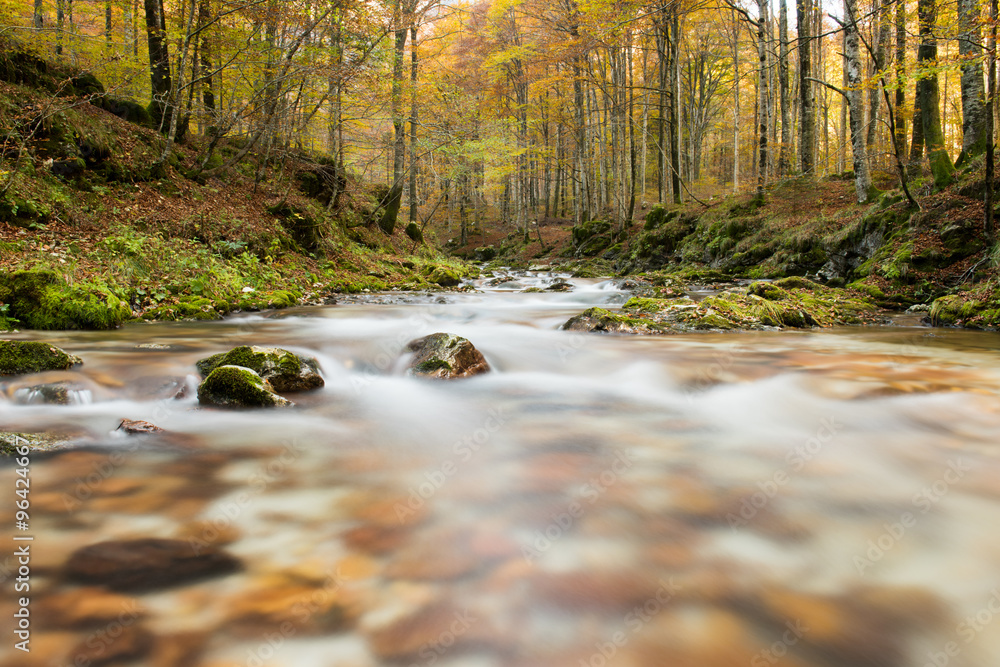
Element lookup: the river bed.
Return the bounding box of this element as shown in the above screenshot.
[3,272,1000,667]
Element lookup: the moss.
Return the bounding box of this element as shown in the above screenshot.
[774,276,823,291]
[142,296,222,321]
[0,431,72,455]
[694,313,737,330]
[414,358,452,373]
[0,271,132,330]
[197,365,292,408]
[426,266,461,287]
[746,282,790,301]
[622,297,673,313]
[0,340,82,375]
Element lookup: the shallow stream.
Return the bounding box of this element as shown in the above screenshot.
[3,272,1000,667]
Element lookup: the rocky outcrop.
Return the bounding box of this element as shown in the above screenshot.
[197,365,293,408]
[0,339,82,375]
[405,333,491,379]
[65,538,241,591]
[196,346,323,393]
[563,279,883,335]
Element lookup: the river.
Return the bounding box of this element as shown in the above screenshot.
[2,271,1000,667]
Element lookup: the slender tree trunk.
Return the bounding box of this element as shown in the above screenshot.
[986,0,997,237]
[894,0,907,159]
[917,0,955,186]
[733,25,740,192]
[670,11,681,204]
[778,0,791,174]
[867,1,890,157]
[845,0,875,201]
[199,0,215,128]
[56,0,64,55]
[381,0,409,234]
[756,0,768,199]
[34,0,43,30]
[105,1,112,47]
[409,24,419,224]
[797,0,814,175]
[957,0,988,165]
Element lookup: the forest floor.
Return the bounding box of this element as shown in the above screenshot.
[0,51,475,332]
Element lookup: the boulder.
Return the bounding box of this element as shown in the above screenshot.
[197,365,293,408]
[14,381,84,404]
[405,333,491,379]
[65,538,241,591]
[0,340,82,375]
[562,307,664,335]
[426,266,462,287]
[196,345,323,392]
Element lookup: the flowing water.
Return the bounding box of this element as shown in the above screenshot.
[3,272,1000,667]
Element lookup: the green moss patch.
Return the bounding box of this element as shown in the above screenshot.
[0,270,131,330]
[197,365,293,408]
[0,340,82,375]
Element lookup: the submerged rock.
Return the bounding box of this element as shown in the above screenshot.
[197,365,293,408]
[116,419,164,435]
[0,339,82,375]
[14,381,79,404]
[65,538,242,591]
[196,345,323,392]
[405,333,491,379]
[0,430,73,454]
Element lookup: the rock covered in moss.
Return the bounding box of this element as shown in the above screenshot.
[562,307,666,335]
[0,431,73,454]
[0,340,82,375]
[405,333,490,379]
[563,281,881,335]
[197,365,293,408]
[0,270,132,330]
[426,266,462,287]
[196,345,323,392]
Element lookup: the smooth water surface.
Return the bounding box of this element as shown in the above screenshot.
[3,272,1000,667]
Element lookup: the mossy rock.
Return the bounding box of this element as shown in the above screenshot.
[404,222,424,244]
[0,271,132,330]
[405,333,490,379]
[622,297,674,313]
[746,282,790,301]
[197,365,293,408]
[693,313,738,330]
[643,205,679,231]
[234,290,299,312]
[774,276,824,291]
[0,340,82,375]
[571,219,612,247]
[426,266,462,287]
[196,346,323,392]
[142,296,222,322]
[929,294,986,327]
[562,307,664,335]
[92,96,152,127]
[473,245,498,261]
[1,431,73,455]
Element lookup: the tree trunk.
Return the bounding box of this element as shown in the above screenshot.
[144,0,173,133]
[796,0,814,175]
[380,0,409,235]
[957,0,987,165]
[778,0,791,175]
[917,0,955,187]
[845,0,875,202]
[670,11,681,204]
[756,0,768,199]
[409,24,419,224]
[987,0,997,237]
[34,0,43,29]
[56,0,64,55]
[894,0,906,159]
[867,1,890,158]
